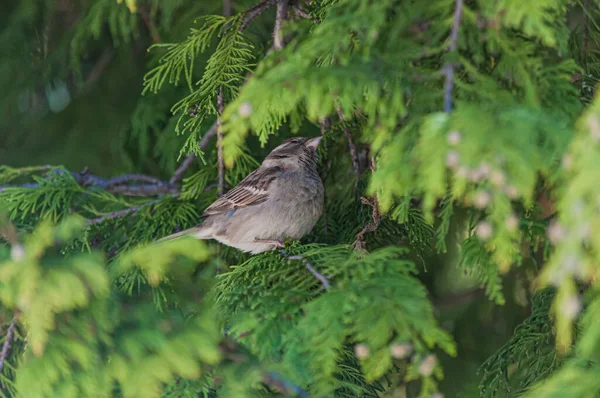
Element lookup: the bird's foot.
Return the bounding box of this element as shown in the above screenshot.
[253,239,285,249]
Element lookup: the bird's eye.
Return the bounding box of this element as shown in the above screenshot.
[273,165,284,172]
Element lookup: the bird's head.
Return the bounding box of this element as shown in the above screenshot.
[262,136,322,171]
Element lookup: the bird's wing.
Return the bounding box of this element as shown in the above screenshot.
[201,166,278,217]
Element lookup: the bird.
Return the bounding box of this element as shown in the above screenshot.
[158,136,324,254]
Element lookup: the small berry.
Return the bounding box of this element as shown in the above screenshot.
[239,102,252,118]
[504,185,518,199]
[476,221,493,240]
[473,191,491,209]
[446,151,460,168]
[469,168,484,182]
[505,215,519,231]
[456,167,469,178]
[562,295,581,320]
[547,221,565,244]
[419,355,437,376]
[490,170,506,187]
[478,162,491,178]
[571,200,585,217]
[390,343,412,359]
[447,130,461,146]
[562,254,581,273]
[354,344,370,359]
[10,244,24,261]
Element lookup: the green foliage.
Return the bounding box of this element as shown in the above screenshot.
[479,288,562,396]
[4,0,600,397]
[214,245,455,397]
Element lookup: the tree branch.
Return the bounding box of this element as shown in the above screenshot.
[87,195,177,225]
[217,89,226,197]
[241,0,277,31]
[0,316,17,374]
[170,122,218,185]
[139,6,162,43]
[279,244,331,291]
[442,0,464,113]
[353,158,381,251]
[291,5,312,21]
[286,254,330,290]
[273,0,288,50]
[0,168,179,196]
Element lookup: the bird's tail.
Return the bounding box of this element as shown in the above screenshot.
[156,225,209,244]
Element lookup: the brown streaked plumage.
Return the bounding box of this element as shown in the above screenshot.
[158,136,324,254]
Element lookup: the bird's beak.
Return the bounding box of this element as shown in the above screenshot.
[305,135,323,150]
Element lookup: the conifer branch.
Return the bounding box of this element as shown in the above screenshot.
[0,169,179,196]
[291,5,312,21]
[0,316,18,374]
[273,0,288,50]
[240,0,277,31]
[287,254,331,290]
[223,0,233,18]
[87,195,180,225]
[83,50,115,89]
[217,88,226,197]
[170,122,218,185]
[0,219,20,375]
[442,0,464,113]
[2,120,220,196]
[216,0,233,198]
[353,159,381,251]
[103,173,164,188]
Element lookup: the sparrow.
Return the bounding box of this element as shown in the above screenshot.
[159,136,324,254]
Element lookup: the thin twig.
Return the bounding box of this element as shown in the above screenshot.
[217,89,225,197]
[0,316,17,374]
[288,255,330,290]
[170,122,218,184]
[103,174,164,188]
[442,0,464,113]
[83,50,115,89]
[336,107,360,190]
[139,6,162,43]
[241,0,277,31]
[0,169,178,196]
[223,0,233,17]
[88,196,176,225]
[214,0,233,198]
[291,5,312,20]
[353,196,381,251]
[273,0,288,50]
[170,155,196,185]
[88,182,220,225]
[0,220,20,373]
[353,158,380,251]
